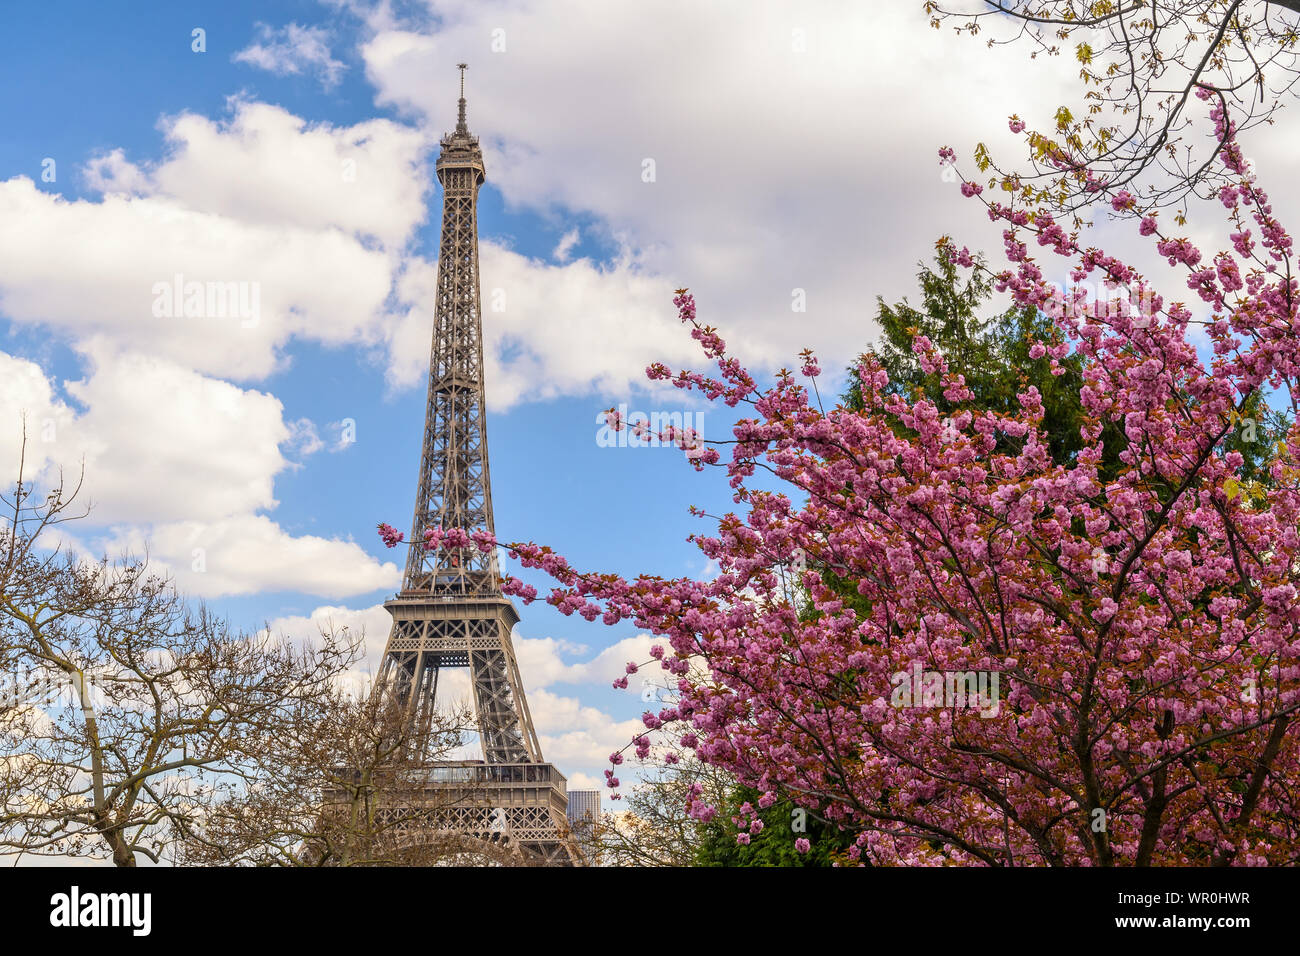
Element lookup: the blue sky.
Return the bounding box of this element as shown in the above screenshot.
[4,0,1297,790]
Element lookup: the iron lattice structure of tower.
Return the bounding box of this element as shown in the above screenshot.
[373,66,577,865]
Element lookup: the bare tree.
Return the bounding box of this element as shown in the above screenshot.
[0,441,354,866]
[0,435,551,867]
[586,714,741,868]
[589,760,732,867]
[929,1,1300,216]
[176,688,536,867]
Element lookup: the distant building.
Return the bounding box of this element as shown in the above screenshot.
[566,790,602,863]
[567,790,602,829]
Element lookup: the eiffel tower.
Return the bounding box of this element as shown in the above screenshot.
[373,65,577,866]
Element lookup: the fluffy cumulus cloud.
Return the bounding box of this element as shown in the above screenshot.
[94,515,400,599]
[552,227,579,262]
[133,101,429,249]
[59,344,292,524]
[501,628,664,769]
[514,632,659,689]
[0,344,399,598]
[0,177,392,382]
[526,687,646,769]
[387,243,701,409]
[565,771,606,791]
[234,22,349,90]
[268,603,407,694]
[0,99,438,380]
[355,0,1079,379]
[344,0,1300,402]
[0,352,74,484]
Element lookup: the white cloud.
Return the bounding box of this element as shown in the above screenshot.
[516,632,670,768]
[83,148,149,196]
[96,514,400,599]
[356,0,1065,380]
[552,227,579,262]
[234,22,348,90]
[347,0,1300,410]
[0,352,74,486]
[284,418,325,458]
[565,771,605,791]
[0,98,435,386]
[0,343,332,527]
[0,176,394,382]
[0,347,399,601]
[270,602,393,647]
[267,602,398,694]
[527,687,645,768]
[514,632,659,689]
[388,244,702,410]
[0,345,292,525]
[143,101,430,249]
[58,345,292,524]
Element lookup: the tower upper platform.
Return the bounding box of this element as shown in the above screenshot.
[436,63,485,183]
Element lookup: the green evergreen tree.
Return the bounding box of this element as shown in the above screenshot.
[693,785,856,866]
[844,246,1100,470]
[846,246,1288,487]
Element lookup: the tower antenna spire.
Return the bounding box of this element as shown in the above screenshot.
[456,62,468,132]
